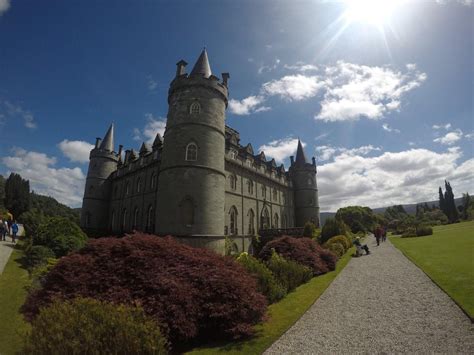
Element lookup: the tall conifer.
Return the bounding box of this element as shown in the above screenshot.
[5,173,30,219]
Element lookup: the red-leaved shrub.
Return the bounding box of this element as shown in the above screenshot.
[21,234,267,346]
[258,236,337,275]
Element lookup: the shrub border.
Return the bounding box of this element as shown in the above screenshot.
[186,246,355,355]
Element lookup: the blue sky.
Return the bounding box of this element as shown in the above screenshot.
[0,0,472,210]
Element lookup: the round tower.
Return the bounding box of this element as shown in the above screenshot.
[290,139,321,227]
[155,49,229,244]
[80,124,119,236]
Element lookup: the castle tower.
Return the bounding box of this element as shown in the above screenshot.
[289,139,320,227]
[80,124,119,236]
[155,49,229,248]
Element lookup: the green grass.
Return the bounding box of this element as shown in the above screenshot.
[390,221,474,319]
[0,246,31,355]
[186,247,355,355]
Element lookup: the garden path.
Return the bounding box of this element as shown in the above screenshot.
[0,225,24,275]
[265,236,474,354]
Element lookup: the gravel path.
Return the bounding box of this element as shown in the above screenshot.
[0,241,14,275]
[265,237,474,354]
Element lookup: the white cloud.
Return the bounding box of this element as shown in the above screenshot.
[284,63,319,72]
[432,123,452,130]
[316,144,381,162]
[258,137,304,163]
[316,61,426,121]
[382,123,401,133]
[58,140,94,163]
[318,147,473,211]
[228,95,270,115]
[133,113,166,144]
[0,0,10,15]
[465,132,474,140]
[147,75,158,91]
[2,148,86,207]
[433,129,463,145]
[436,0,473,6]
[1,100,38,129]
[258,58,281,74]
[262,74,324,101]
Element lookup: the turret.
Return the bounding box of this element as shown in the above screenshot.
[289,139,320,227]
[156,49,229,250]
[80,123,119,236]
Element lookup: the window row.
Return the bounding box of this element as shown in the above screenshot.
[227,206,288,235]
[111,205,155,232]
[114,173,158,198]
[228,174,283,201]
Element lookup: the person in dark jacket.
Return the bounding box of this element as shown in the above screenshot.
[354,237,370,255]
[11,221,19,244]
[0,220,5,241]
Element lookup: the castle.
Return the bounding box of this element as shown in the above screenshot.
[80,49,320,253]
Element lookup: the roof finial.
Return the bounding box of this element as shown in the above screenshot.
[99,123,114,152]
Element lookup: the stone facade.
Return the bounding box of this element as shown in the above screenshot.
[80,49,320,254]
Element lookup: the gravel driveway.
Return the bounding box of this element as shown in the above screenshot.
[265,237,474,354]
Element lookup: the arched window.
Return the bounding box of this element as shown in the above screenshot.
[261,185,266,198]
[229,206,238,235]
[229,174,237,190]
[136,178,141,193]
[181,198,194,226]
[307,177,313,186]
[133,207,139,229]
[125,181,130,196]
[247,179,254,195]
[146,205,154,232]
[282,214,287,229]
[248,209,255,235]
[121,209,128,231]
[273,188,277,201]
[190,102,201,115]
[260,207,270,230]
[85,212,91,227]
[273,213,279,228]
[185,142,197,161]
[150,173,157,189]
[110,210,115,230]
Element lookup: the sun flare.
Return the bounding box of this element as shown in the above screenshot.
[343,0,402,26]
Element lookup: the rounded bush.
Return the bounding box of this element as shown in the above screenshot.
[265,250,312,293]
[25,245,55,268]
[237,252,286,304]
[321,218,348,244]
[324,235,352,252]
[259,236,333,275]
[22,298,168,354]
[417,225,433,237]
[34,216,87,257]
[317,245,338,271]
[22,234,267,346]
[325,242,344,257]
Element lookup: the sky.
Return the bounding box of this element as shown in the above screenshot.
[0,0,472,211]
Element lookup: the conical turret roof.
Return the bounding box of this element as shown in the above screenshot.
[99,123,114,152]
[294,139,308,166]
[190,48,212,78]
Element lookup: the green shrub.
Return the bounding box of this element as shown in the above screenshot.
[401,232,417,238]
[417,225,433,237]
[325,242,345,257]
[237,252,286,303]
[34,216,87,257]
[312,228,321,240]
[324,235,352,251]
[321,218,348,244]
[22,298,168,354]
[303,222,316,237]
[25,246,55,269]
[265,250,312,293]
[28,258,58,293]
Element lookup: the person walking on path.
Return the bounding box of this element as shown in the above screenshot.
[0,220,5,241]
[11,221,18,244]
[374,225,382,246]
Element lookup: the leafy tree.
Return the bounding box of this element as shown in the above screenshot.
[439,186,446,215]
[443,180,459,223]
[335,206,376,233]
[29,192,80,224]
[34,216,87,257]
[321,217,348,243]
[384,205,407,221]
[461,193,472,220]
[303,221,316,237]
[4,173,30,219]
[0,175,5,207]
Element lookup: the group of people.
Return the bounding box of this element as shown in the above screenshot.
[374,225,387,246]
[0,219,19,243]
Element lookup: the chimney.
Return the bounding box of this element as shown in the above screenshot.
[222,72,230,86]
[176,60,188,77]
[290,156,294,165]
[312,157,316,166]
[95,137,102,148]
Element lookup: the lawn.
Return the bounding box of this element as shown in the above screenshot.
[186,247,355,355]
[390,221,474,319]
[0,246,31,355]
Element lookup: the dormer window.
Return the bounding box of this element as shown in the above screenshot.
[185,142,198,161]
[229,150,237,159]
[190,102,201,115]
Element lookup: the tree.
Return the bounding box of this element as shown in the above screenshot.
[439,186,446,215]
[335,206,376,233]
[461,193,471,220]
[444,180,459,223]
[0,175,5,207]
[4,173,30,219]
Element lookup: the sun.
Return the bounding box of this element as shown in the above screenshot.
[343,0,402,27]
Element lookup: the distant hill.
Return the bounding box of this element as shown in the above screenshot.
[320,197,464,225]
[29,192,81,223]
